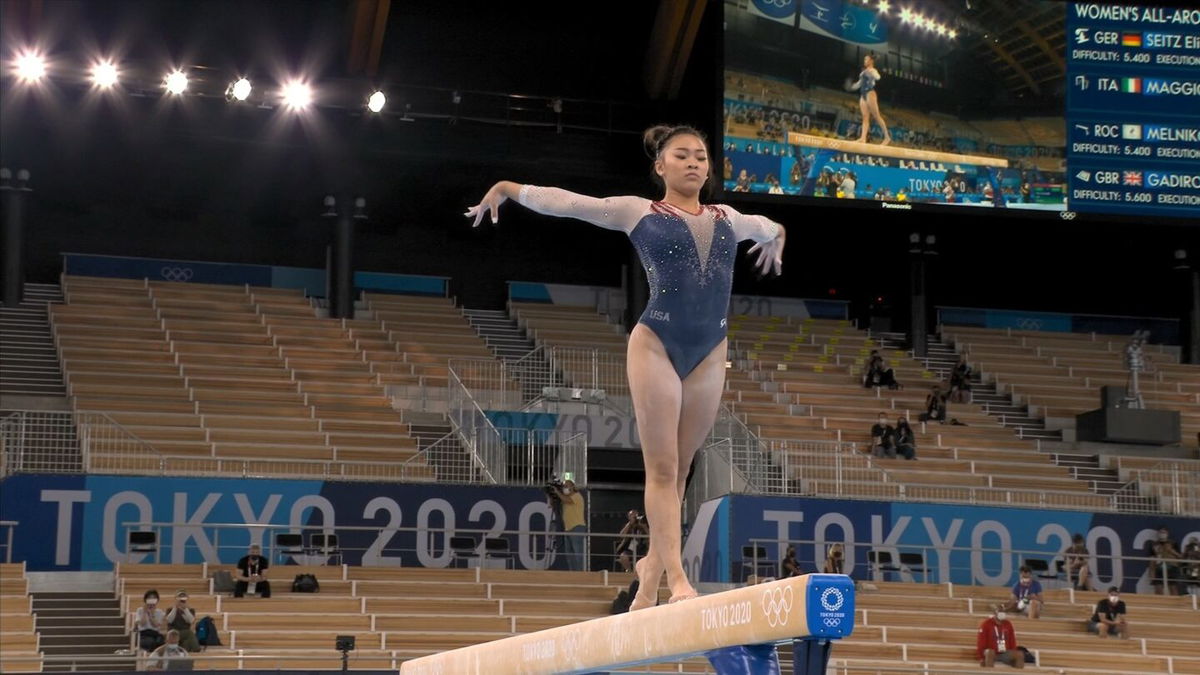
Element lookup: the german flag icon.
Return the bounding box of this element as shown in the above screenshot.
[1122,32,1142,47]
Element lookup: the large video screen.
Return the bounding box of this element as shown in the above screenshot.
[721,0,1200,220]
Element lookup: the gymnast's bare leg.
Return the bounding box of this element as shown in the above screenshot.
[867,91,891,146]
[627,328,727,609]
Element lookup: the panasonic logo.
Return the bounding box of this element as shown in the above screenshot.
[881,202,913,210]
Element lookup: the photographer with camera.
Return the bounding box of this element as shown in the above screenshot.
[164,591,200,652]
[1003,566,1044,620]
[550,478,587,571]
[615,509,649,573]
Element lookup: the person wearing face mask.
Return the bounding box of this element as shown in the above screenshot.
[1003,565,1044,619]
[870,412,896,459]
[165,591,200,652]
[976,604,1024,668]
[466,125,786,611]
[780,545,801,578]
[133,589,167,654]
[1145,526,1182,596]
[1062,533,1093,591]
[894,417,917,461]
[1087,587,1129,639]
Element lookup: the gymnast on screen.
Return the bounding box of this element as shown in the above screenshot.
[464,125,786,609]
[848,53,892,146]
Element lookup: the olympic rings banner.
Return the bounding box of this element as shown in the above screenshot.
[61,253,448,298]
[683,495,1200,593]
[936,305,1180,344]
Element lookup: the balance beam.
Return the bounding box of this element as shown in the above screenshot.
[399,573,854,675]
[787,132,1009,168]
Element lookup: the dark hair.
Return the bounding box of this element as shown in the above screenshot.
[1019,565,1031,574]
[1107,586,1119,593]
[143,589,159,601]
[1072,532,1084,542]
[642,124,712,197]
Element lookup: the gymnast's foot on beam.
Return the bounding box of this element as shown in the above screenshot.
[630,556,664,611]
[880,136,891,146]
[666,574,698,604]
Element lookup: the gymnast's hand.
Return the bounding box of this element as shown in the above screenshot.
[747,225,785,277]
[463,181,512,227]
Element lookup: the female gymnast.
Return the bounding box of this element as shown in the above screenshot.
[464,125,786,609]
[849,53,892,146]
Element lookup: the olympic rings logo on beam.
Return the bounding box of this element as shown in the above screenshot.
[761,586,794,628]
[160,266,194,282]
[820,587,845,612]
[1060,211,1077,220]
[823,617,842,627]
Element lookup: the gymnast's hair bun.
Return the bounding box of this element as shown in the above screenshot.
[643,125,709,158]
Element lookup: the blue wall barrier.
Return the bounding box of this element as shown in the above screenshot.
[937,305,1180,344]
[0,475,553,571]
[61,253,448,298]
[683,495,1198,593]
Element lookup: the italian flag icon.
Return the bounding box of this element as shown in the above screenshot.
[1122,77,1142,93]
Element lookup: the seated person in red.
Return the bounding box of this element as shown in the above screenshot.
[1003,565,1044,619]
[1087,586,1129,639]
[976,604,1024,668]
[234,544,271,598]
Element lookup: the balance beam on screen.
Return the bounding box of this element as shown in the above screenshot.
[398,573,854,675]
[787,132,1009,168]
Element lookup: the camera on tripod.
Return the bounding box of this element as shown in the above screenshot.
[544,475,565,498]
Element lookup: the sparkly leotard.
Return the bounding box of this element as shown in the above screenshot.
[855,67,880,100]
[517,185,781,379]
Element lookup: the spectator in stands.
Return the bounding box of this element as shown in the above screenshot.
[165,591,200,652]
[1004,566,1044,619]
[555,479,587,571]
[870,412,896,458]
[949,357,973,403]
[765,173,783,195]
[1063,533,1093,591]
[723,157,733,181]
[894,417,917,460]
[733,169,751,192]
[976,604,1024,668]
[781,545,801,577]
[145,630,190,671]
[920,385,948,423]
[133,589,167,654]
[1087,587,1129,639]
[1182,537,1200,591]
[233,544,270,598]
[823,543,845,574]
[614,509,649,572]
[864,350,898,389]
[1148,538,1183,596]
[838,169,856,198]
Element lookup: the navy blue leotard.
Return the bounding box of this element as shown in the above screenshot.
[517,186,781,379]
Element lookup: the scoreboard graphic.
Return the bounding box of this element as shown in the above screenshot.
[1066,4,1200,218]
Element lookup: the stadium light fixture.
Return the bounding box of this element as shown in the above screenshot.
[15,52,46,82]
[229,77,252,101]
[899,8,913,23]
[877,0,891,13]
[91,61,119,88]
[281,79,312,110]
[164,70,188,95]
[367,90,385,113]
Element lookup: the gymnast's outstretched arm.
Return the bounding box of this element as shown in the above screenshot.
[717,203,787,276]
[464,181,647,233]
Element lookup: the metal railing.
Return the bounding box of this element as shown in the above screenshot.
[445,368,505,483]
[1116,462,1200,516]
[0,520,17,563]
[448,346,630,414]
